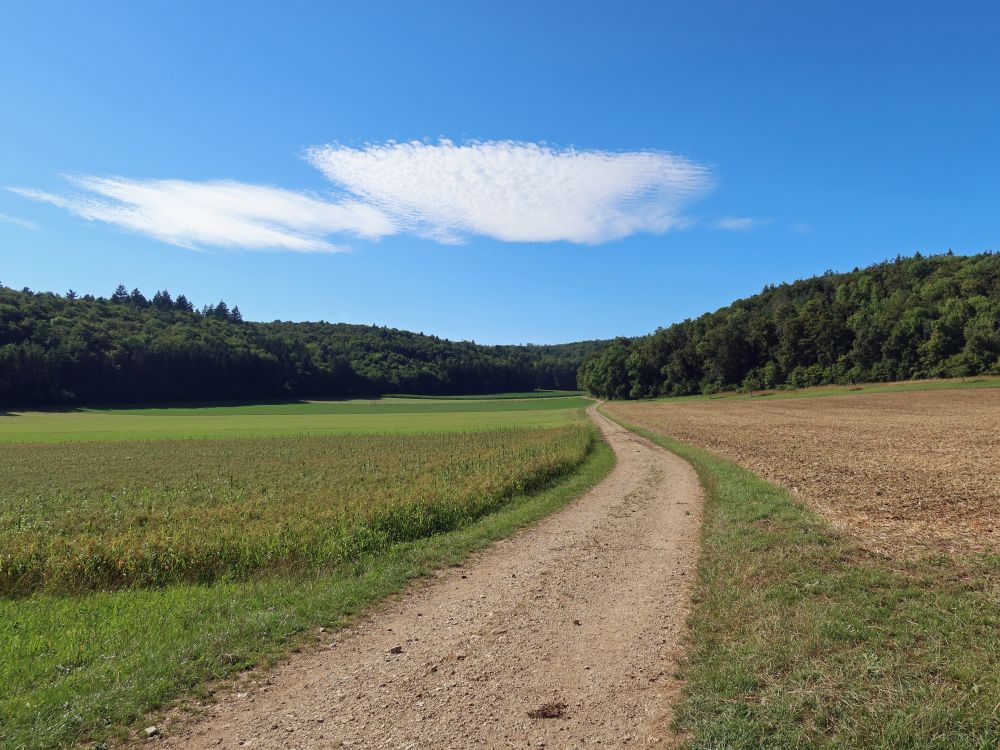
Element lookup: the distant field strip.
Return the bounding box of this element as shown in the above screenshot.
[78,395,593,415]
[392,390,585,400]
[0,427,593,595]
[0,396,590,443]
[654,375,1000,404]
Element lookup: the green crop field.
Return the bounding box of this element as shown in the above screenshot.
[0,394,610,749]
[1,429,591,595]
[0,395,591,443]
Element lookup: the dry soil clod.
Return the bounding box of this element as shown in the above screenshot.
[527,701,568,719]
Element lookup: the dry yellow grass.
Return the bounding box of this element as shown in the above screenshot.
[606,388,1000,556]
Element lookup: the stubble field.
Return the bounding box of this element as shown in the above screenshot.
[602,384,1000,748]
[606,387,1000,556]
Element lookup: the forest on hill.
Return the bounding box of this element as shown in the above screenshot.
[0,284,605,407]
[579,252,1000,399]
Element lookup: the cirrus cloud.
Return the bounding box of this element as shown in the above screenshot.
[307,140,712,244]
[0,212,39,231]
[10,176,396,253]
[714,216,757,231]
[11,140,715,251]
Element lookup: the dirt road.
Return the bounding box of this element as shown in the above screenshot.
[158,406,703,749]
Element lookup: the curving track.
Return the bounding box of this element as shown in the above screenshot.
[158,405,703,749]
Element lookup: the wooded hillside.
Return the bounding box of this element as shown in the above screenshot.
[579,252,1000,398]
[0,284,604,406]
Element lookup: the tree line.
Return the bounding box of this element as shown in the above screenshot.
[578,251,1000,399]
[0,285,605,407]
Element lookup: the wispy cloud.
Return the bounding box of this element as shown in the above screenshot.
[307,140,712,244]
[0,212,39,231]
[714,216,757,231]
[12,140,714,251]
[10,177,396,252]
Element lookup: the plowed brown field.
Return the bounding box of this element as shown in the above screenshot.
[606,388,1000,556]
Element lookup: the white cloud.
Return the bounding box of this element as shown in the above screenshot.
[11,140,714,251]
[306,140,712,244]
[0,213,39,230]
[10,176,396,252]
[715,216,757,231]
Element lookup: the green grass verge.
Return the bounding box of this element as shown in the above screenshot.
[600,407,1000,750]
[651,375,1000,404]
[0,437,614,750]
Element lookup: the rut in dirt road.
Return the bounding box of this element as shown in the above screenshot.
[157,405,703,749]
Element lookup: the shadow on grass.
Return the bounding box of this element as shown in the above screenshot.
[0,398,325,415]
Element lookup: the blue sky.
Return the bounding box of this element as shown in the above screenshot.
[2,1,997,344]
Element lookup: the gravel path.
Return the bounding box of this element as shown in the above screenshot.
[156,405,703,749]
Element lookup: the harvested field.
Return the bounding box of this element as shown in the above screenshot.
[606,387,1000,556]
